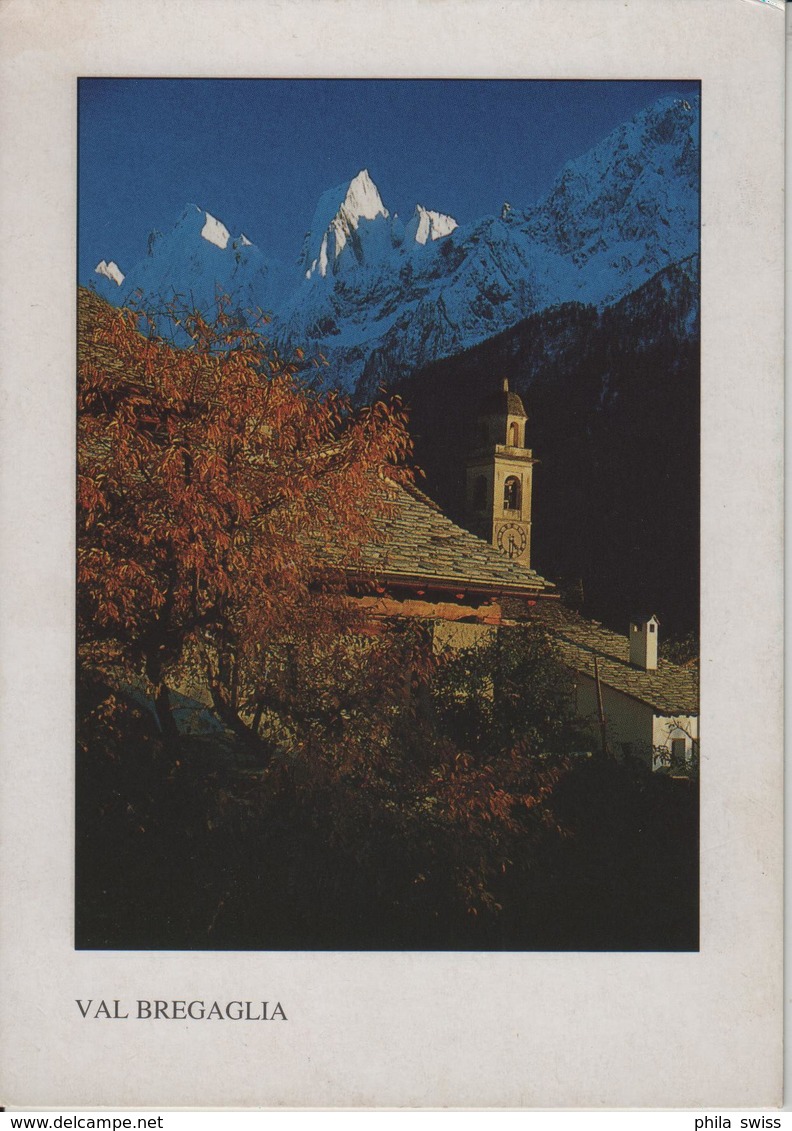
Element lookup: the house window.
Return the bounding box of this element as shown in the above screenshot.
[671,738,686,767]
[503,476,521,510]
[649,623,656,633]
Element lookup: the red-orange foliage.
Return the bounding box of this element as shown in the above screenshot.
[77,290,576,923]
[77,289,412,738]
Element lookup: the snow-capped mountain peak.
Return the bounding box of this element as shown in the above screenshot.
[95,259,125,286]
[405,204,458,245]
[302,168,390,279]
[92,203,286,335]
[343,168,389,224]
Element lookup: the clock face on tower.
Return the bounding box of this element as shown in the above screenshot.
[496,522,527,559]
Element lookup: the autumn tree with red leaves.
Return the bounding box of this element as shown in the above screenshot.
[77,289,584,939]
[77,288,412,744]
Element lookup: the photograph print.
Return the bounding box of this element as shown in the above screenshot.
[77,78,700,952]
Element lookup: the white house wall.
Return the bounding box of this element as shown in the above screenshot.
[573,674,658,768]
[652,713,698,770]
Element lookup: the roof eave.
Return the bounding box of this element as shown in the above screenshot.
[564,661,698,716]
[347,567,557,601]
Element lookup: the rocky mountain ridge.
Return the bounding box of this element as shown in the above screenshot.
[89,93,699,393]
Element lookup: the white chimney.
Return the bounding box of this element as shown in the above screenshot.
[629,615,659,670]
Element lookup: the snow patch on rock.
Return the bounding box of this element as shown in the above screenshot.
[405,204,458,245]
[95,259,125,286]
[201,212,231,249]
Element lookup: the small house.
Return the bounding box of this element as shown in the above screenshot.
[551,613,698,771]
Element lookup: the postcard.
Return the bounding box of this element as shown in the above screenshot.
[0,0,784,1110]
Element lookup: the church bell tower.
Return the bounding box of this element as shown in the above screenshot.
[465,378,535,568]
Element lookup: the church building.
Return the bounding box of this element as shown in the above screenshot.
[326,377,556,638]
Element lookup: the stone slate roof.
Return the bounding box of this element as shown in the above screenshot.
[550,615,698,716]
[315,479,555,597]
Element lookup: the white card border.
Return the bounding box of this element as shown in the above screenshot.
[0,0,784,1109]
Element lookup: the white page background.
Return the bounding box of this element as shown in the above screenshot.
[0,0,784,1110]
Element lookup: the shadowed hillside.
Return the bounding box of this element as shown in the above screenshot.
[396,257,699,638]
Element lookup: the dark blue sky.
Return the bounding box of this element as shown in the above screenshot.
[78,78,699,281]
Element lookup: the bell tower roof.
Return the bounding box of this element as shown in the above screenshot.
[477,377,527,420]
